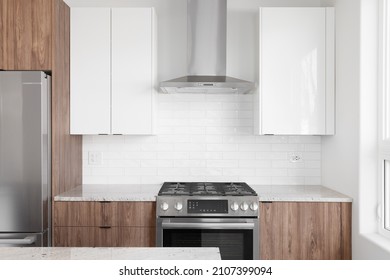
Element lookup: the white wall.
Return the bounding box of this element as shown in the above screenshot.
[322,0,390,259]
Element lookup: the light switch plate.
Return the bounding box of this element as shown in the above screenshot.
[88,151,103,165]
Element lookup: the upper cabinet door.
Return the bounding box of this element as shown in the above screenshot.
[257,7,335,135]
[0,0,52,70]
[70,8,111,134]
[111,8,156,135]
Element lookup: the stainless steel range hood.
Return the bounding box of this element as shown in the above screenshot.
[160,0,255,94]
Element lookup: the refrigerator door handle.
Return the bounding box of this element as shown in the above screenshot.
[0,235,37,245]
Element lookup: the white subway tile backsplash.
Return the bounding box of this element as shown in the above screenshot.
[239,160,272,168]
[305,144,322,152]
[109,176,141,184]
[189,152,223,160]
[207,160,238,168]
[239,144,272,152]
[140,160,173,168]
[83,94,321,185]
[223,168,256,176]
[174,159,206,168]
[207,143,238,152]
[158,168,190,176]
[107,159,140,167]
[272,144,305,152]
[190,168,223,176]
[123,151,156,160]
[125,167,157,176]
[158,152,189,160]
[223,152,256,160]
[272,176,305,185]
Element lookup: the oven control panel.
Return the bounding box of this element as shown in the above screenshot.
[188,200,228,214]
[157,196,259,217]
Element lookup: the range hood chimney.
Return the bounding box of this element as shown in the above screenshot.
[160,0,255,94]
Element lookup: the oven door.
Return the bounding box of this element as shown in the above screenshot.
[157,218,259,260]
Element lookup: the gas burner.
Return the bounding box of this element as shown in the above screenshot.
[158,182,257,196]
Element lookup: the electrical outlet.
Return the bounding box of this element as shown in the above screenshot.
[88,151,102,165]
[289,152,303,163]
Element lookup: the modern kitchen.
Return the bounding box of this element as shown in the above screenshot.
[0,0,389,268]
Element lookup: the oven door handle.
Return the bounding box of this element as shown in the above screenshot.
[161,221,255,230]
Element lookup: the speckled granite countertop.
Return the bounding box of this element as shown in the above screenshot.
[251,185,352,202]
[54,184,352,203]
[54,184,161,201]
[0,247,221,260]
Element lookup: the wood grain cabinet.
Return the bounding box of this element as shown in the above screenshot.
[53,201,156,247]
[0,0,52,70]
[260,202,352,260]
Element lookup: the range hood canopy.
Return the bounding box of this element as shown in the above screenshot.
[160,0,255,94]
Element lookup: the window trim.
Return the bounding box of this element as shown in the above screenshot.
[378,0,390,238]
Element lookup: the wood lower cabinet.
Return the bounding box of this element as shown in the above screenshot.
[53,201,156,247]
[260,202,352,260]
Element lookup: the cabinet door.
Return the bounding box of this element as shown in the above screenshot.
[70,8,111,134]
[260,202,351,260]
[258,8,334,135]
[111,8,156,135]
[0,0,52,70]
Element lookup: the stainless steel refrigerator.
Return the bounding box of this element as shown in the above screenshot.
[0,71,51,247]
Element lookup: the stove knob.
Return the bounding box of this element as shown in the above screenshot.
[230,202,239,211]
[160,202,169,211]
[240,202,249,211]
[174,202,183,211]
[250,202,259,211]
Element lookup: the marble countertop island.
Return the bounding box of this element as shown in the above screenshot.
[54,184,352,203]
[0,247,221,260]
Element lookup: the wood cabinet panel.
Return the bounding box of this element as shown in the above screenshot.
[95,227,117,247]
[260,202,351,260]
[53,227,94,247]
[94,202,118,227]
[51,0,82,198]
[116,202,156,227]
[341,202,352,259]
[1,0,52,70]
[0,1,3,69]
[53,201,156,247]
[117,227,156,247]
[53,202,95,226]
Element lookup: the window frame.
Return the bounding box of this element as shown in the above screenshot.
[378,0,390,238]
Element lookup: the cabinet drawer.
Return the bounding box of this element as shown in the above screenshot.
[53,202,95,226]
[116,202,156,227]
[94,202,117,227]
[53,227,95,247]
[116,227,156,247]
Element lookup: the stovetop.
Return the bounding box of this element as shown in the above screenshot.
[158,182,257,196]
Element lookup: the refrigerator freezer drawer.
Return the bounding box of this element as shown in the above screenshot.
[0,232,47,247]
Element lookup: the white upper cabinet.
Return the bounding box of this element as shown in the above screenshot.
[256,7,335,135]
[70,7,156,135]
[111,8,156,135]
[70,8,111,134]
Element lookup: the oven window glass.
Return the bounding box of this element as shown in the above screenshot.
[163,229,253,260]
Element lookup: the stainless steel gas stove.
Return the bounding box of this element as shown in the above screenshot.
[156,182,259,260]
